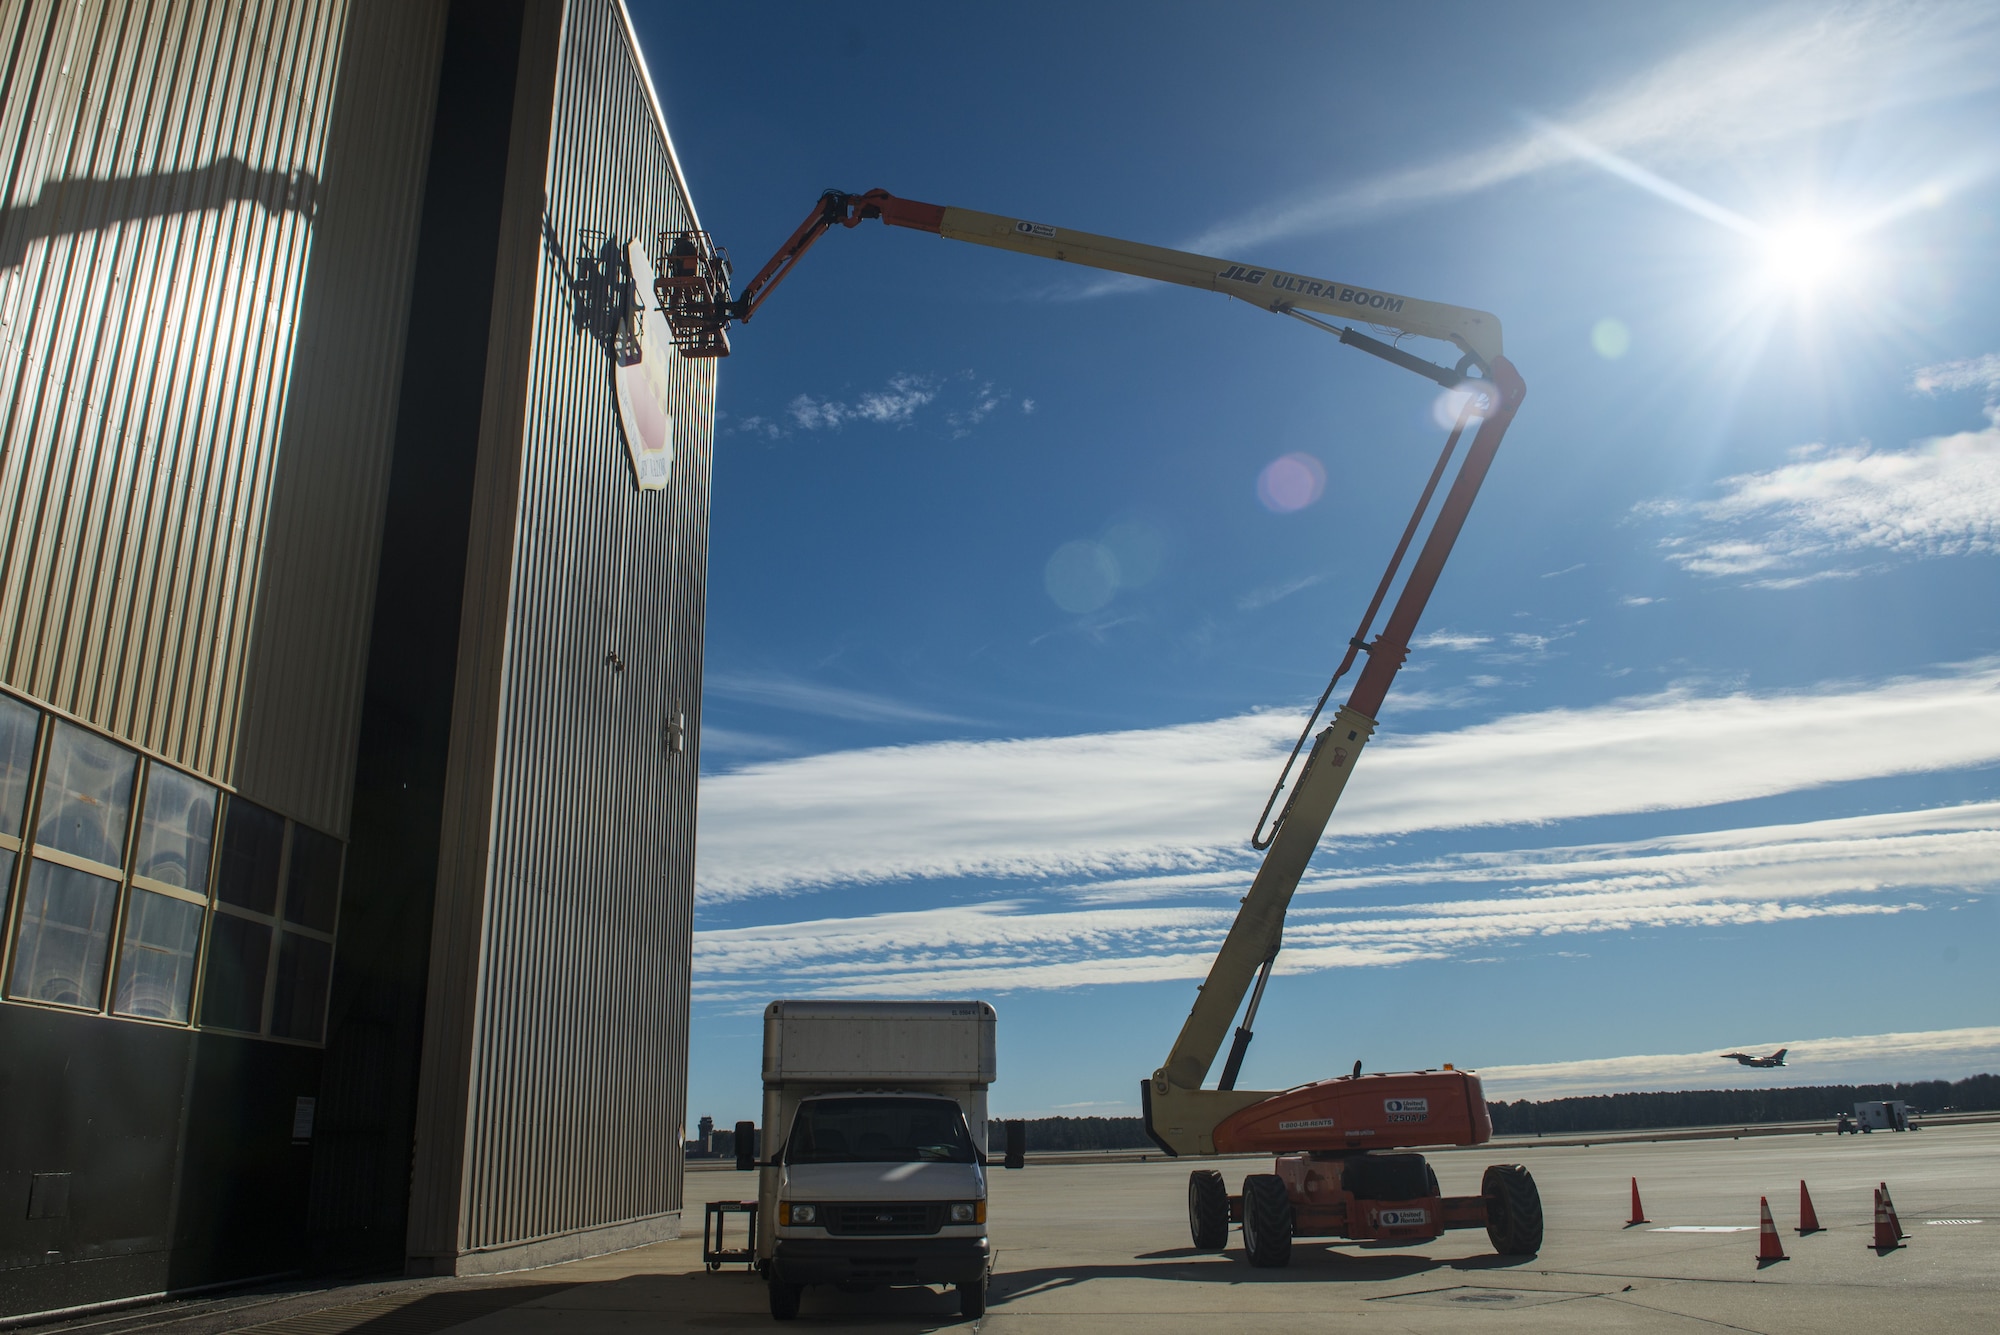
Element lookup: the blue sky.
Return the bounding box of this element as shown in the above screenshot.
[631,1,2000,1123]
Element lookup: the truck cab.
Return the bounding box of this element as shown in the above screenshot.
[768,1092,989,1314]
[756,1000,997,1320]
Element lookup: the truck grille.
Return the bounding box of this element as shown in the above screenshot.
[822,1203,945,1236]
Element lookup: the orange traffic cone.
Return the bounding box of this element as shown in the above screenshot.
[1798,1180,1822,1234]
[1879,1183,1907,1239]
[1757,1196,1786,1263]
[1871,1187,1902,1250]
[1627,1177,1648,1226]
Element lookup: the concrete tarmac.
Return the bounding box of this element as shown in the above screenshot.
[51,1122,1998,1335]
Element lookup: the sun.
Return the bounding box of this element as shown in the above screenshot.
[1757,217,1858,294]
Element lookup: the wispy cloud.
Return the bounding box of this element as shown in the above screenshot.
[697,724,797,759]
[1913,352,2000,396]
[695,803,2000,1001]
[1478,1025,2000,1100]
[1412,630,1492,652]
[1743,568,1864,591]
[945,379,1033,437]
[789,373,940,430]
[1643,369,2000,579]
[1377,684,1490,713]
[705,670,970,727]
[726,412,784,441]
[697,660,2000,899]
[728,372,1035,438]
[1236,572,1327,612]
[1186,3,2000,253]
[1474,628,1573,664]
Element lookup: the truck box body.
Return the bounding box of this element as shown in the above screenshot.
[758,1000,997,1282]
[763,999,999,1077]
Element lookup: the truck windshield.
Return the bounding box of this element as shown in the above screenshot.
[785,1097,978,1164]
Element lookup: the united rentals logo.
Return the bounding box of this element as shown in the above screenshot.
[1384,1097,1428,1124]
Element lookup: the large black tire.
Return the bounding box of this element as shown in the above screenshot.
[1425,1164,1441,1199]
[1482,1163,1544,1256]
[768,1279,803,1320]
[1240,1174,1294,1268]
[958,1278,987,1319]
[1188,1170,1230,1250]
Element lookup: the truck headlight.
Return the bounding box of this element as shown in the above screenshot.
[781,1202,817,1225]
[948,1202,985,1224]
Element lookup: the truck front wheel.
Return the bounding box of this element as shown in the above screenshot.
[1240,1174,1293,1268]
[958,1278,988,1318]
[768,1279,803,1320]
[1188,1169,1229,1250]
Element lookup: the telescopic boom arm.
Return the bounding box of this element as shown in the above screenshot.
[662,188,1526,1155]
[1157,356,1522,1102]
[656,189,1504,378]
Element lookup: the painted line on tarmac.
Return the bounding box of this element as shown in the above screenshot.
[1925,1218,1983,1225]
[1648,1225,1756,1232]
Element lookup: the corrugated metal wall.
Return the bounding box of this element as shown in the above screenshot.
[0,0,348,787]
[0,1,455,1313]
[407,0,711,1266]
[305,0,522,1269]
[403,0,565,1266]
[230,0,451,836]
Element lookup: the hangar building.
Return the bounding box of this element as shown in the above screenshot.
[0,0,711,1317]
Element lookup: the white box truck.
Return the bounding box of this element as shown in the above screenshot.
[752,1000,996,1320]
[1853,1100,1911,1131]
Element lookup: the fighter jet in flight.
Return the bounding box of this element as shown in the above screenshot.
[1720,1048,1788,1068]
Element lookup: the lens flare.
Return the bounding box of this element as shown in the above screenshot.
[1591,318,1632,359]
[1430,381,1498,430]
[1100,519,1166,589]
[1256,452,1326,513]
[1044,539,1120,613]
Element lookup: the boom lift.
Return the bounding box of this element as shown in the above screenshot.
[659,191,1542,1265]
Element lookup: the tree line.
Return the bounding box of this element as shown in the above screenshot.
[990,1074,2000,1149]
[1485,1073,1999,1135]
[986,1115,1157,1152]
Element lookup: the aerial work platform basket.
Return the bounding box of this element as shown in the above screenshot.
[654,228,733,358]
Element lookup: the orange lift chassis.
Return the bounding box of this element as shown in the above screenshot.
[659,190,1541,1265]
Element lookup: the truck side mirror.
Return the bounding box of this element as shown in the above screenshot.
[1004,1120,1026,1170]
[734,1120,757,1171]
